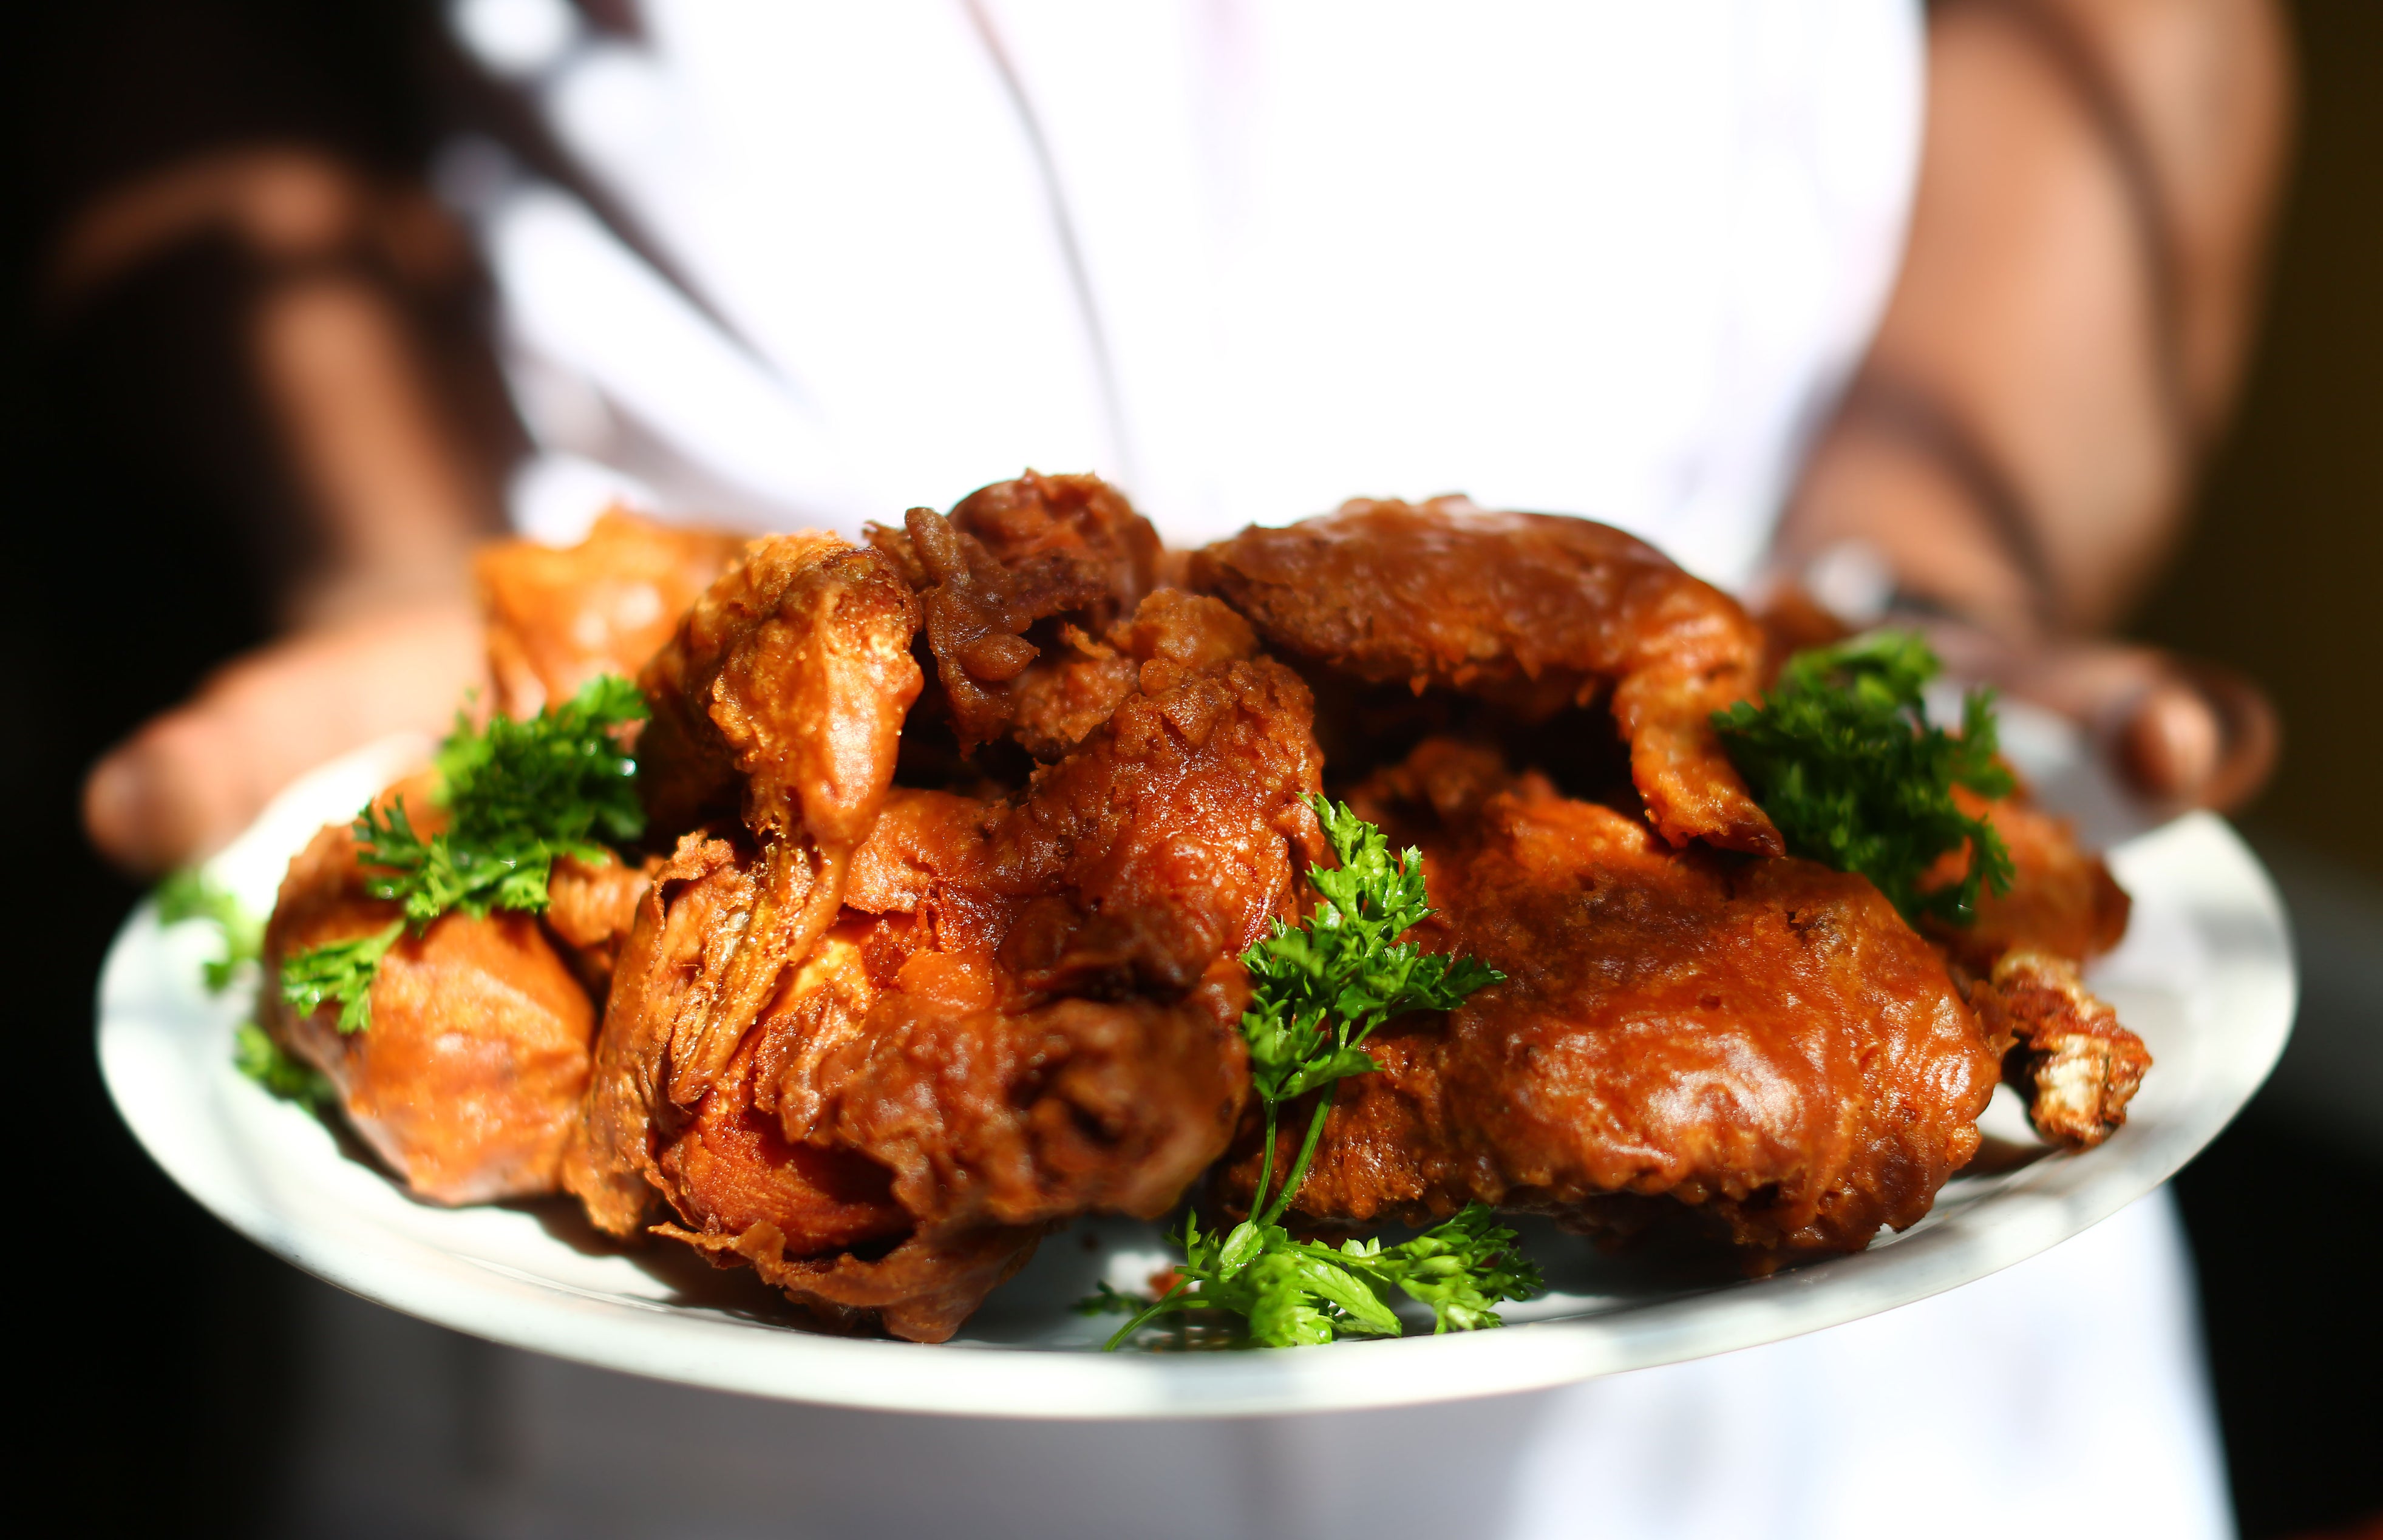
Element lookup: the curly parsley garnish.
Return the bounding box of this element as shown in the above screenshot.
[277,674,647,1033]
[1713,629,2015,926]
[233,1022,336,1106]
[157,867,262,994]
[157,870,331,1103]
[279,921,404,1035]
[1100,796,1533,1349]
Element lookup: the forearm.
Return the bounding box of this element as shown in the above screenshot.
[1776,0,2293,637]
[45,148,516,626]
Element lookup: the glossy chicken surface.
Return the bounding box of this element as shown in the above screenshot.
[1192,498,1782,854]
[568,505,1321,1338]
[259,470,2147,1337]
[264,821,597,1206]
[1220,739,2001,1260]
[1926,787,2133,974]
[1922,787,2148,1147]
[475,509,747,718]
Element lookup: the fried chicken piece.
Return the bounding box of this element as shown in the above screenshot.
[867,470,1161,758]
[543,849,664,994]
[475,507,747,718]
[1916,787,2148,1147]
[622,532,924,1118]
[1967,949,2151,1149]
[1191,498,1782,854]
[263,820,596,1206]
[574,591,1319,1338]
[1926,786,2133,973]
[1222,739,1999,1261]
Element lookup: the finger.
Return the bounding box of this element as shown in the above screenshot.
[1940,633,2279,811]
[83,600,486,876]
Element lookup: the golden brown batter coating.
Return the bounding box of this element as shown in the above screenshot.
[264,821,596,1206]
[1918,787,2147,1145]
[1925,787,2133,974]
[1967,949,2152,1150]
[475,508,747,719]
[1222,739,1999,1261]
[542,849,662,994]
[573,590,1321,1338]
[1191,498,1782,854]
[624,532,925,1122]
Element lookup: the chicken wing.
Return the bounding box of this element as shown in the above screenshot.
[1220,739,1999,1262]
[1191,498,1782,854]
[1922,787,2147,1148]
[620,532,925,1118]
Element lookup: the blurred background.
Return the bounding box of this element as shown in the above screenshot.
[4,2,2375,1535]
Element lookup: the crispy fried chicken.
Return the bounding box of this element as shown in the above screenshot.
[1923,787,2147,1147]
[263,815,597,1206]
[1219,739,2001,1262]
[866,470,1161,758]
[256,470,2150,1334]
[1192,498,1782,854]
[569,491,1322,1338]
[475,509,747,719]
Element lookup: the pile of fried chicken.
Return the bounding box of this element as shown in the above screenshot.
[260,473,2150,1343]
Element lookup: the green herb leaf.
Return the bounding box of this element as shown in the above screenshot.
[279,674,647,1028]
[233,1022,336,1107]
[1106,798,1526,1351]
[156,869,262,994]
[1239,795,1503,1111]
[279,920,403,1034]
[1102,1203,1540,1350]
[1712,630,2015,926]
[362,673,647,925]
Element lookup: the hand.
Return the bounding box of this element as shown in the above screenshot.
[82,599,487,877]
[1925,619,2278,813]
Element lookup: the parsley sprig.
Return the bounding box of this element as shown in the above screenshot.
[278,674,647,1033]
[157,867,262,994]
[280,921,404,1035]
[156,869,331,1104]
[1713,630,2014,926]
[1101,796,1532,1349]
[233,1022,337,1106]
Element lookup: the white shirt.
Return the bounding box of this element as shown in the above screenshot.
[452,0,1915,591]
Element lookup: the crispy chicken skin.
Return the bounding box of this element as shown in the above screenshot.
[263,820,597,1206]
[1926,786,2133,974]
[475,508,747,719]
[543,850,664,994]
[573,588,1319,1339]
[568,532,924,1225]
[866,471,1163,758]
[1968,949,2151,1149]
[1191,498,1783,855]
[1919,788,2147,1147]
[625,533,925,1108]
[1220,739,1999,1261]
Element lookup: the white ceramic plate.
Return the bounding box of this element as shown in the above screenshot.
[98,724,2294,1419]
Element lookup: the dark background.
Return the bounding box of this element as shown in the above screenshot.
[7,2,2376,1535]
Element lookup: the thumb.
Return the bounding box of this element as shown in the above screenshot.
[83,599,486,876]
